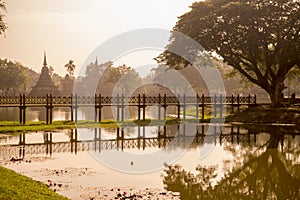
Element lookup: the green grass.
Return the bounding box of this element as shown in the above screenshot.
[2,106,299,134]
[225,106,300,124]
[0,166,68,200]
[181,106,236,119]
[0,120,77,134]
[0,118,185,134]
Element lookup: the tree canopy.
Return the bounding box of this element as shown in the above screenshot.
[156,0,300,107]
[0,0,7,35]
[103,64,141,95]
[0,59,28,95]
[64,60,75,77]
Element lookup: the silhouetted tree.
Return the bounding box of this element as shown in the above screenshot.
[157,0,300,107]
[0,59,28,95]
[74,60,113,95]
[0,0,7,35]
[104,64,141,95]
[64,60,75,77]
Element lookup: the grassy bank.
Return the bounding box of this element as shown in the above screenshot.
[0,118,183,134]
[183,105,300,124]
[0,166,68,200]
[225,106,300,124]
[1,106,299,134]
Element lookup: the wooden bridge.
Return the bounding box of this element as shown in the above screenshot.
[0,94,257,124]
[0,125,260,158]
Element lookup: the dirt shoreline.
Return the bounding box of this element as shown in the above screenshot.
[1,158,180,200]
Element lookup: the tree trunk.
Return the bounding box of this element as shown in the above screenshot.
[268,82,284,108]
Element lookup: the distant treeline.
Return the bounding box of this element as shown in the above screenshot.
[0,58,299,98]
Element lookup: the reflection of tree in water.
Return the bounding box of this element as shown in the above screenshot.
[163,132,300,199]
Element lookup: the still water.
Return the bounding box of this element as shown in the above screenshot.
[0,107,72,121]
[0,124,299,199]
[0,106,178,121]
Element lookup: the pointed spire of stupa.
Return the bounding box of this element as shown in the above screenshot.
[43,51,47,67]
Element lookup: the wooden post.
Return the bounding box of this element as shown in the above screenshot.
[98,128,102,152]
[163,125,167,148]
[117,127,120,139]
[143,126,146,150]
[116,94,120,121]
[138,94,141,120]
[94,94,97,122]
[231,94,234,113]
[75,94,78,122]
[49,94,53,124]
[121,127,124,138]
[196,94,199,119]
[70,129,74,153]
[214,94,217,117]
[220,94,223,118]
[164,94,167,120]
[70,94,74,121]
[22,94,26,124]
[49,133,53,156]
[143,93,146,121]
[121,94,124,121]
[237,94,240,112]
[231,126,234,143]
[99,94,102,122]
[94,128,97,150]
[248,94,251,106]
[120,128,124,151]
[74,129,78,154]
[138,126,141,149]
[254,94,257,105]
[19,94,22,124]
[46,94,49,124]
[177,94,180,119]
[237,126,240,144]
[158,94,161,120]
[213,126,217,145]
[183,94,186,120]
[201,94,205,119]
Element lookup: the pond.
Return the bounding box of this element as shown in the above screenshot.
[0,106,179,122]
[0,124,299,199]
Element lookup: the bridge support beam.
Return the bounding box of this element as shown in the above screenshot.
[177,94,180,119]
[163,94,167,121]
[142,94,146,121]
[94,94,102,122]
[19,94,26,124]
[158,94,161,120]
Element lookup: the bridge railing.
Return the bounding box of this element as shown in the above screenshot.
[0,94,257,124]
[0,94,256,106]
[0,96,19,104]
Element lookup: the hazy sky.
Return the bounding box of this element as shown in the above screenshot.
[0,0,195,76]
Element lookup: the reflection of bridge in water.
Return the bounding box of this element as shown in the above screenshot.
[0,125,266,159]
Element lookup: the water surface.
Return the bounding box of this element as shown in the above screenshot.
[0,124,299,199]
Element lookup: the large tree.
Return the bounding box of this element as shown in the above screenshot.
[0,0,7,35]
[156,0,300,107]
[103,64,141,95]
[0,59,28,95]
